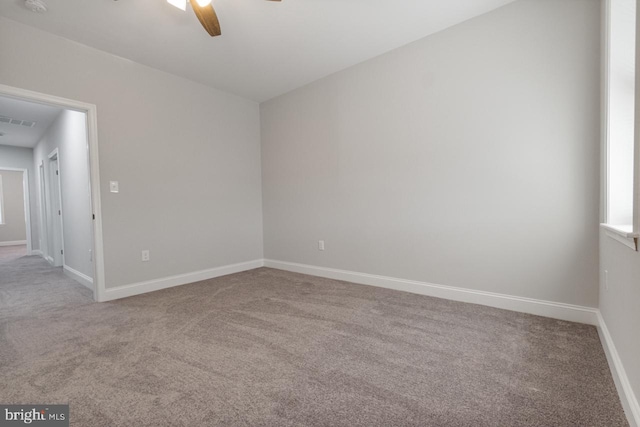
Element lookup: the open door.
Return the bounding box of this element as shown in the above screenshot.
[47,152,64,267]
[38,162,48,260]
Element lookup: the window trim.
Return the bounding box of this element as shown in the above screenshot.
[601,0,640,251]
[602,224,639,250]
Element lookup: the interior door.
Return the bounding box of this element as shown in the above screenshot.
[48,156,64,267]
[39,162,48,259]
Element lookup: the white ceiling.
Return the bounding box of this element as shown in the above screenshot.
[0,0,515,102]
[0,96,63,148]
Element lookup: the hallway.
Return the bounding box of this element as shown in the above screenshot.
[0,244,93,318]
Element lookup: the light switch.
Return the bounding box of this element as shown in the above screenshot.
[110,181,119,193]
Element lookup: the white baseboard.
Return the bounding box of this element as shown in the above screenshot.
[0,240,27,247]
[597,311,640,427]
[31,250,43,257]
[263,259,599,325]
[100,259,264,302]
[100,257,598,324]
[63,265,94,290]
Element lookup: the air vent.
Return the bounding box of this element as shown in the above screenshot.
[0,116,37,128]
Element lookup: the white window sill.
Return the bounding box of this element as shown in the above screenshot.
[601,224,639,251]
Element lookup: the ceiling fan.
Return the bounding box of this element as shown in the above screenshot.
[167,0,281,37]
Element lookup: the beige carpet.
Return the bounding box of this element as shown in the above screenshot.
[0,247,628,426]
[0,244,26,261]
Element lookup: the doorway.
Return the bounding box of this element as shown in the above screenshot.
[0,168,31,254]
[0,83,105,301]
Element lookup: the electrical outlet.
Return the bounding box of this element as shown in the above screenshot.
[141,250,150,262]
[109,181,119,193]
[318,240,325,251]
[604,270,609,291]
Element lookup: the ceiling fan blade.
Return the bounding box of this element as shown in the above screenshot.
[189,0,221,37]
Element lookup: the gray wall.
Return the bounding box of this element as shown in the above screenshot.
[34,109,93,279]
[0,170,26,243]
[600,232,640,417]
[0,16,264,289]
[0,145,37,249]
[261,0,602,307]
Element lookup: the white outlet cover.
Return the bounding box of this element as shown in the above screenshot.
[109,181,119,193]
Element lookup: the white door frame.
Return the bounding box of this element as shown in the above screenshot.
[0,84,105,302]
[47,148,65,267]
[0,167,32,255]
